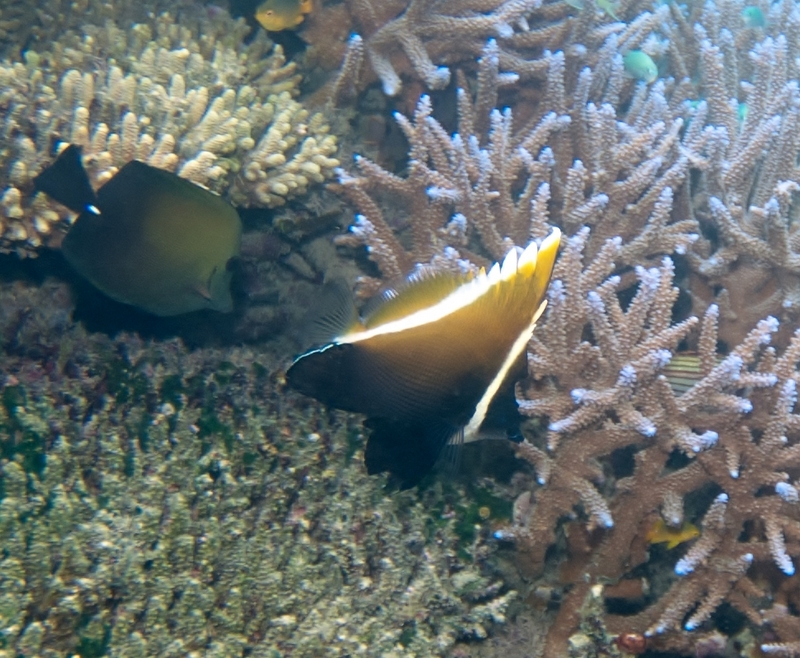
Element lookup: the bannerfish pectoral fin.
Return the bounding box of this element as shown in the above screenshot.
[298,277,360,350]
[440,426,465,477]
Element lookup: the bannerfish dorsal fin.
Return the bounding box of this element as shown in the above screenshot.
[362,267,474,330]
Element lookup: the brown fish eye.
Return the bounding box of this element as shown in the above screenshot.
[265,9,273,14]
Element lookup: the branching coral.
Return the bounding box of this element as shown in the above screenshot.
[328,0,800,654]
[306,0,666,107]
[306,0,542,100]
[0,9,339,255]
[683,0,800,348]
[506,228,800,656]
[335,32,700,295]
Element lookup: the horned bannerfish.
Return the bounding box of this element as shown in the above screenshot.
[287,229,561,487]
[33,145,242,316]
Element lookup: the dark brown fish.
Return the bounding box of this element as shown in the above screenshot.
[34,145,241,316]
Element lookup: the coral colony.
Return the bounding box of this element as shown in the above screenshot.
[0,9,338,256]
[1,0,800,656]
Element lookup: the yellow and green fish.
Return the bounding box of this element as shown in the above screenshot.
[34,145,242,316]
[255,0,313,32]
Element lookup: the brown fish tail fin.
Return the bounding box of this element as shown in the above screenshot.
[33,144,98,214]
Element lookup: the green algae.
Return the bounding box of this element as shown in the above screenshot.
[0,385,47,476]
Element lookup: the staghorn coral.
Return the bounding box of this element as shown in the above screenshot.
[505,229,800,656]
[334,31,701,296]
[0,277,515,657]
[682,3,800,349]
[328,0,800,653]
[0,8,339,255]
[306,0,541,101]
[305,0,665,108]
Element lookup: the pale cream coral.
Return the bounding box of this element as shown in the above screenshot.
[0,9,339,255]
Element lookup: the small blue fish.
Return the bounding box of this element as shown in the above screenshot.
[596,0,620,19]
[742,6,766,27]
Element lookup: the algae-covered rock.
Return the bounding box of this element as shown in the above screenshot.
[0,280,514,657]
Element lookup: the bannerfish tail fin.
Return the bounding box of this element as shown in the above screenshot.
[299,276,360,349]
[364,416,461,489]
[33,144,98,214]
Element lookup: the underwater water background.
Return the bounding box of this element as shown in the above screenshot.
[2,0,800,655]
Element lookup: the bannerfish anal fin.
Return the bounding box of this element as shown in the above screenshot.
[33,144,98,214]
[364,416,461,489]
[479,353,526,437]
[299,277,359,349]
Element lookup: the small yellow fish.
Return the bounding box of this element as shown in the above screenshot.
[662,352,725,395]
[255,0,313,32]
[646,519,700,549]
[662,353,703,395]
[623,50,658,83]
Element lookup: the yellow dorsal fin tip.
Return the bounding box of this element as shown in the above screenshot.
[488,262,501,284]
[519,241,538,268]
[501,247,518,280]
[542,227,561,256]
